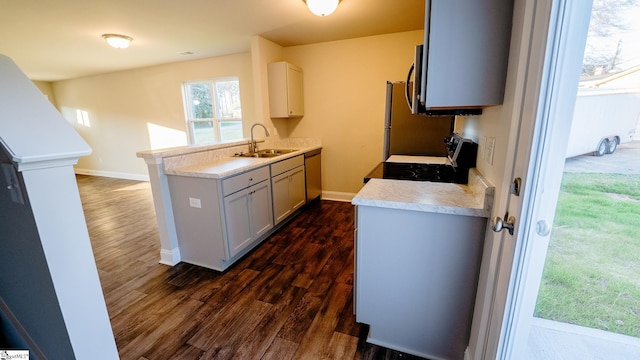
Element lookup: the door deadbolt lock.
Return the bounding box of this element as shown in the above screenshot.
[510,177,522,196]
[491,212,516,235]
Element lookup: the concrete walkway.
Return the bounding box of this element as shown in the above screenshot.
[526,318,640,360]
[564,140,640,174]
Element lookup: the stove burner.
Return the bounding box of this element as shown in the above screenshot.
[414,167,442,175]
[415,173,443,181]
[386,169,416,179]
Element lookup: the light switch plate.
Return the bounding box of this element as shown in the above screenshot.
[485,137,496,165]
[189,197,202,208]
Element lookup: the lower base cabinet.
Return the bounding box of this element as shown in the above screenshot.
[223,179,273,258]
[167,165,273,271]
[166,150,321,271]
[271,155,306,225]
[271,165,306,224]
[355,205,486,360]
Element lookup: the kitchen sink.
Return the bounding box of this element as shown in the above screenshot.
[235,149,297,158]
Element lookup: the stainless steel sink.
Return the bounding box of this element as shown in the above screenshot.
[235,149,297,158]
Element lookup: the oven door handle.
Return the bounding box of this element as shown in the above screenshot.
[405,63,414,111]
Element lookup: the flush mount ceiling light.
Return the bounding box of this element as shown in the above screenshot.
[101,34,133,49]
[304,0,340,16]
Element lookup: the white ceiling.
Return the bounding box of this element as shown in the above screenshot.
[0,0,425,81]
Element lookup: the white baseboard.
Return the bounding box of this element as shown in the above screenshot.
[159,248,181,266]
[321,191,356,202]
[74,168,149,182]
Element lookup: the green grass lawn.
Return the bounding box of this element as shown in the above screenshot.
[535,172,640,337]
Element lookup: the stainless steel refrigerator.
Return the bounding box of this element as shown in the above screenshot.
[382,81,453,160]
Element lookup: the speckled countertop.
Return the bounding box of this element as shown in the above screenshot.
[164,145,321,179]
[352,168,494,218]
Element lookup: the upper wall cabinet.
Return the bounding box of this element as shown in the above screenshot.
[268,61,304,118]
[421,0,514,110]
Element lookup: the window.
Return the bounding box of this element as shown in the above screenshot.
[182,77,243,145]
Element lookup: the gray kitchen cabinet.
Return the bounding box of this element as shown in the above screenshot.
[167,174,226,270]
[268,61,304,118]
[223,177,273,258]
[421,0,513,109]
[271,155,306,225]
[355,205,486,360]
[167,165,273,271]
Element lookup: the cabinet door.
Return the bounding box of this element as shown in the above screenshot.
[424,0,512,108]
[223,189,252,258]
[356,206,486,360]
[271,171,291,225]
[287,65,304,117]
[268,62,304,118]
[249,180,273,239]
[289,165,306,212]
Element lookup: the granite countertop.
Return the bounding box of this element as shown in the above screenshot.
[137,140,250,160]
[352,168,494,218]
[165,145,321,179]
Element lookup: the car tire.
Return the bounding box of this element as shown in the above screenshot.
[606,138,618,154]
[595,138,608,157]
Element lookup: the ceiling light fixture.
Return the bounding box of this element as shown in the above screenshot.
[101,34,133,49]
[304,0,340,16]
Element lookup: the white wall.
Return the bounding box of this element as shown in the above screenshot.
[32,80,57,106]
[282,31,424,195]
[53,53,255,180]
[50,31,424,196]
[249,31,424,196]
[250,36,285,135]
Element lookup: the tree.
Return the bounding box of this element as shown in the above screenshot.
[582,0,639,76]
[190,83,213,118]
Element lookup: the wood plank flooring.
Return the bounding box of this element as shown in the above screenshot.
[77,175,426,360]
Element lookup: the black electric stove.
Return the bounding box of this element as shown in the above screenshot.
[364,133,478,185]
[364,162,467,184]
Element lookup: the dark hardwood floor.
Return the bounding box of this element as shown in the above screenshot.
[77,175,425,360]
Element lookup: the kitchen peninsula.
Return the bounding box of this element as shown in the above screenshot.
[352,168,494,360]
[137,138,321,271]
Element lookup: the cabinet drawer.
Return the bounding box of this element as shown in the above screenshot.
[222,166,269,196]
[271,155,304,177]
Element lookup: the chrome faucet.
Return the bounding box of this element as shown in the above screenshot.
[250,123,270,153]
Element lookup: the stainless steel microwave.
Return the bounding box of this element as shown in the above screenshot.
[406,44,425,115]
[406,44,483,117]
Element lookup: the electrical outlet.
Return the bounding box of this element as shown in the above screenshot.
[189,197,201,208]
[483,136,488,160]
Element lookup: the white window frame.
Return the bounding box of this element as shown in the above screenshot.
[181,77,243,145]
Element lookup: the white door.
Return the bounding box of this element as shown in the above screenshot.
[470,0,594,359]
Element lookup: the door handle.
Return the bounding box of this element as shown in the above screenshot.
[492,212,516,235]
[405,62,414,110]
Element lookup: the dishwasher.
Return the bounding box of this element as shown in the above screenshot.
[304,148,322,202]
